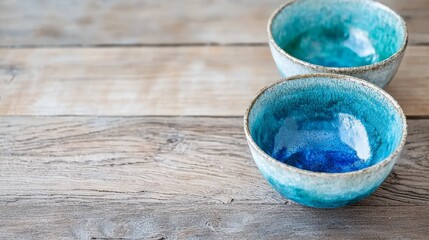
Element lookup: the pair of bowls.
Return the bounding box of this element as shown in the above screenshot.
[244,0,408,208]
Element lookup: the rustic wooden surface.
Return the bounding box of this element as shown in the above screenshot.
[0,0,428,239]
[1,46,429,116]
[0,117,428,206]
[1,0,429,46]
[1,203,428,239]
[0,117,428,239]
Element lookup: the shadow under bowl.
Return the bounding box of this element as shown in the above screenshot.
[268,0,408,88]
[244,74,407,208]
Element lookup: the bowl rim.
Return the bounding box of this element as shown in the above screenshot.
[243,73,407,177]
[267,0,409,72]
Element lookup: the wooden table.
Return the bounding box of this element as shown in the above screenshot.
[1,1,428,239]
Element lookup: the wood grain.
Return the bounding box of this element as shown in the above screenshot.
[1,1,428,238]
[0,117,427,206]
[1,46,428,116]
[0,0,428,46]
[1,203,427,239]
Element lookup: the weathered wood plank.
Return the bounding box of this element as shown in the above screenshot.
[0,117,427,206]
[1,203,427,239]
[0,0,428,46]
[0,46,428,116]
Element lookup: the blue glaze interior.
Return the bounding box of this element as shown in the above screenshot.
[271,0,406,67]
[248,76,404,173]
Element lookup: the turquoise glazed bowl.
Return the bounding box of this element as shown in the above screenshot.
[268,0,408,88]
[244,74,407,208]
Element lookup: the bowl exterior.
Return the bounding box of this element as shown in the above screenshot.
[269,41,405,88]
[247,138,401,208]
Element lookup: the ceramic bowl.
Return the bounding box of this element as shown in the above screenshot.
[244,74,407,208]
[268,0,408,88]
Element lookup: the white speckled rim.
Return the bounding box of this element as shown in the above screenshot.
[243,73,407,177]
[267,0,408,73]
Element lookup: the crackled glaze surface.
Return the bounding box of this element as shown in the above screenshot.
[268,0,407,87]
[271,114,373,173]
[245,74,406,208]
[283,26,380,67]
